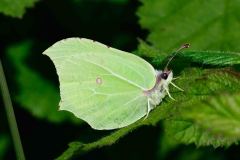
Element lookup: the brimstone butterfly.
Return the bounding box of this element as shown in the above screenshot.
[43,38,188,130]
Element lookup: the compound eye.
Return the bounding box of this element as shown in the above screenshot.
[161,72,168,80]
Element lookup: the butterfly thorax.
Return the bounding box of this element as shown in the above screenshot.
[144,70,173,106]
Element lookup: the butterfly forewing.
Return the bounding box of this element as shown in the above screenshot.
[43,38,156,129]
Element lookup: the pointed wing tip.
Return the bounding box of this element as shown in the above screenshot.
[42,50,48,56]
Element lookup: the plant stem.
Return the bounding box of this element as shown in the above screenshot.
[0,59,25,160]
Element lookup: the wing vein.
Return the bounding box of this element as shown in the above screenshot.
[68,58,146,90]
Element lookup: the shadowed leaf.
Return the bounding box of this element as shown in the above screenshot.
[164,92,240,147]
[138,0,240,53]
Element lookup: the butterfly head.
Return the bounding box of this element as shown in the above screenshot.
[160,70,173,83]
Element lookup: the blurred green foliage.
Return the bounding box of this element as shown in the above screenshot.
[6,41,82,123]
[0,0,38,18]
[1,0,240,160]
[0,134,10,159]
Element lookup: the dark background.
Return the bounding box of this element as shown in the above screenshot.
[1,0,240,160]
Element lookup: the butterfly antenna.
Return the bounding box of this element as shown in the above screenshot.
[164,43,190,70]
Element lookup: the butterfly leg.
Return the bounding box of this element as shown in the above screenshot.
[144,98,151,120]
[172,76,180,80]
[170,82,184,91]
[165,88,176,101]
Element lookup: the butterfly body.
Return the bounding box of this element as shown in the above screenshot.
[144,70,174,116]
[148,71,173,106]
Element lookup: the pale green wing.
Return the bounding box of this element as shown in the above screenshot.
[43,38,156,130]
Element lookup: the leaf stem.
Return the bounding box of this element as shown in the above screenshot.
[0,59,25,160]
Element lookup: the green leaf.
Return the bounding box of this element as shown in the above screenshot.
[181,51,240,66]
[138,0,240,53]
[162,67,240,148]
[0,0,38,18]
[57,68,240,159]
[6,41,81,124]
[137,44,240,70]
[164,92,240,147]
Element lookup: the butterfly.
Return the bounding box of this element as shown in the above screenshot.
[43,38,189,130]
